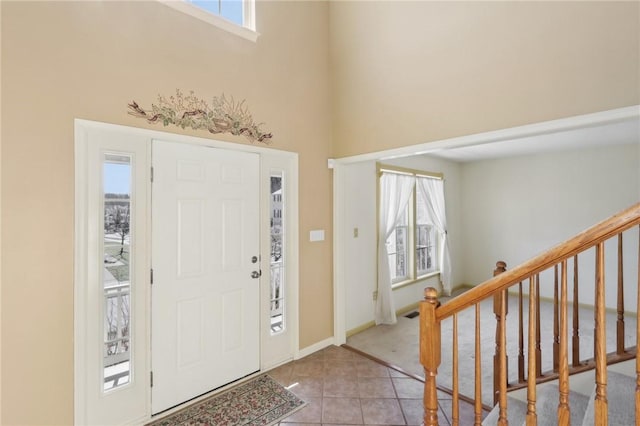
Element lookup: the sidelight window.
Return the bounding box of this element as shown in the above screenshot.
[269,172,285,334]
[102,154,132,391]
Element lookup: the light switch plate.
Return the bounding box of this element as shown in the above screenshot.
[309,229,325,242]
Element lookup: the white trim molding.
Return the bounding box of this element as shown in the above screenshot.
[338,105,640,164]
[75,119,299,425]
[295,337,336,360]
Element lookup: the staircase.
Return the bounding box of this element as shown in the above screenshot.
[483,368,635,425]
[418,203,640,425]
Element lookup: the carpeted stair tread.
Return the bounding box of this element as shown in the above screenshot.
[532,384,590,426]
[483,384,591,426]
[482,396,527,426]
[581,371,635,426]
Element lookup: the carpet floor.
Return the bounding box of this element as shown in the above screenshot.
[148,374,306,426]
[347,289,637,407]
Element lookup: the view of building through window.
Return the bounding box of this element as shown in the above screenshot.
[270,173,285,334]
[103,154,132,391]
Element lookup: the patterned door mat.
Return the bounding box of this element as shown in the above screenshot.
[148,374,306,426]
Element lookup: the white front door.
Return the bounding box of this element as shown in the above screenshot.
[151,140,261,414]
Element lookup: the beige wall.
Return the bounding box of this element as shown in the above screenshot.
[1,1,332,424]
[330,1,640,158]
[3,1,640,424]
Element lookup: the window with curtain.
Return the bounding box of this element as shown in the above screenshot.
[387,203,409,283]
[415,185,438,277]
[382,171,441,286]
[376,165,452,324]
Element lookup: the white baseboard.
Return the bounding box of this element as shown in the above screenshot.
[295,337,335,360]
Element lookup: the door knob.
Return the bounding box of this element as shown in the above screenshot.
[251,270,261,279]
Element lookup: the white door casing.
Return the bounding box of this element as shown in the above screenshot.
[74,124,151,426]
[151,140,260,414]
[75,120,299,425]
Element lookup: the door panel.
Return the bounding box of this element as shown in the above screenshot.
[151,140,260,414]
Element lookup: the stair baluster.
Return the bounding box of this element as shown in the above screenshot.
[452,313,459,426]
[594,242,608,424]
[572,255,581,367]
[474,303,483,426]
[420,287,441,426]
[557,260,570,424]
[498,289,508,425]
[635,225,640,424]
[526,275,538,425]
[554,264,560,372]
[493,261,508,406]
[518,281,525,383]
[536,274,542,378]
[617,233,625,355]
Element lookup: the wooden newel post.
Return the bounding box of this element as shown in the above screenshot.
[420,287,441,426]
[493,261,508,406]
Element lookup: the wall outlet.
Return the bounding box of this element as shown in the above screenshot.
[353,227,359,238]
[372,291,378,300]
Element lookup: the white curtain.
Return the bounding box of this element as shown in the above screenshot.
[417,177,452,295]
[375,172,415,325]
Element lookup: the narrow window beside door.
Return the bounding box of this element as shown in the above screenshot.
[103,154,133,391]
[270,173,285,334]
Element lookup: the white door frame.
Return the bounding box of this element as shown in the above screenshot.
[74,119,299,425]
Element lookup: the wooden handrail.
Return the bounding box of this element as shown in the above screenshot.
[420,202,640,424]
[436,202,640,321]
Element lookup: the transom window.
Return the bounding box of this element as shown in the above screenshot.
[188,0,245,27]
[160,0,257,42]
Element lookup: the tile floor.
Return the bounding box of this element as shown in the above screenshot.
[270,345,478,425]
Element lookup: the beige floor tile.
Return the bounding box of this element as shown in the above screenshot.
[392,377,424,399]
[398,399,424,426]
[356,360,391,378]
[278,423,320,426]
[322,397,364,424]
[360,398,406,425]
[269,363,294,385]
[287,375,324,398]
[324,359,358,377]
[292,360,326,377]
[283,397,323,424]
[357,377,396,398]
[323,345,358,360]
[323,376,360,398]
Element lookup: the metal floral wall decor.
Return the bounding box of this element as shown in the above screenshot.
[128,89,273,144]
